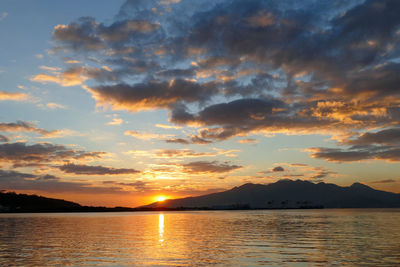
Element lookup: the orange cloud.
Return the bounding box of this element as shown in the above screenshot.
[0,91,29,101]
[107,118,123,125]
[31,67,88,87]
[124,130,173,140]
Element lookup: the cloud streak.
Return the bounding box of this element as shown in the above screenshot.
[0,169,127,194]
[58,163,140,175]
[0,142,105,168]
[0,121,57,136]
[0,91,29,101]
[181,161,242,174]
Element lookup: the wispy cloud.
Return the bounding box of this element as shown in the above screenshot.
[0,91,29,101]
[0,12,7,22]
[107,117,123,125]
[0,142,105,168]
[0,169,128,194]
[58,163,140,175]
[124,130,173,140]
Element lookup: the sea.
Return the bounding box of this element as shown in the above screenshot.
[1,209,399,266]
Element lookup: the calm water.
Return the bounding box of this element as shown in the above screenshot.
[1,209,399,266]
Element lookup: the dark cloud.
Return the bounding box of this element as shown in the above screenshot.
[53,17,104,51]
[98,19,160,43]
[0,142,105,167]
[171,98,282,126]
[58,163,140,175]
[0,134,9,142]
[165,138,191,145]
[272,166,284,172]
[309,147,373,162]
[345,128,400,146]
[310,127,400,163]
[156,68,196,79]
[53,16,161,51]
[309,146,400,163]
[170,98,336,142]
[0,120,56,136]
[0,169,125,194]
[102,180,147,191]
[165,135,213,145]
[370,179,397,184]
[190,136,214,145]
[181,161,242,174]
[155,149,213,158]
[89,79,219,112]
[310,171,334,180]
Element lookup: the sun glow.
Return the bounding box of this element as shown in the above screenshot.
[156,196,167,202]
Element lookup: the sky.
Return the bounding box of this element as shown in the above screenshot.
[1,0,400,207]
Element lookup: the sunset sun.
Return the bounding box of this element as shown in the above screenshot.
[155,196,167,202]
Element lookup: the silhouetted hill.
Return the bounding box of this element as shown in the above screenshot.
[0,191,137,212]
[143,180,400,209]
[0,191,81,212]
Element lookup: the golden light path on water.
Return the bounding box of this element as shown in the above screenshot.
[159,214,164,244]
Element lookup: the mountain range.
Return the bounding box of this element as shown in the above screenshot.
[2,180,400,212]
[144,180,400,209]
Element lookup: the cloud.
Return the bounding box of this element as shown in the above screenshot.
[39,65,62,71]
[52,16,160,51]
[309,127,400,163]
[0,169,126,194]
[370,179,397,184]
[0,142,105,168]
[170,98,332,142]
[88,79,219,112]
[102,180,147,191]
[124,130,173,140]
[272,166,284,172]
[156,148,238,158]
[0,91,29,101]
[344,128,400,146]
[308,147,373,162]
[127,148,239,158]
[0,135,9,142]
[154,149,216,158]
[31,67,88,87]
[245,10,275,27]
[165,135,214,145]
[58,163,140,175]
[0,120,57,136]
[155,124,182,130]
[237,138,258,144]
[256,163,336,182]
[159,0,181,5]
[98,20,160,42]
[107,117,123,125]
[0,12,7,22]
[181,161,242,174]
[165,138,191,144]
[52,17,104,51]
[41,102,67,110]
[308,146,400,163]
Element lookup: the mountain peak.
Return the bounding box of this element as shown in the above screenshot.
[350,182,372,190]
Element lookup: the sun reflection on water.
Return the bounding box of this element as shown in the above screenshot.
[159,214,164,244]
